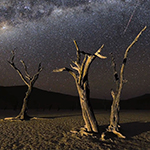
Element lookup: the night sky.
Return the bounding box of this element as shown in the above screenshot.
[0,0,149,100]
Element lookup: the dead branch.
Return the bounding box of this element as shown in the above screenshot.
[94,44,107,59]
[54,40,106,135]
[7,51,42,120]
[105,26,147,139]
[53,67,77,81]
[20,60,31,80]
[8,51,29,86]
[73,40,81,64]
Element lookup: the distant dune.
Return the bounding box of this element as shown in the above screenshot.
[0,85,149,110]
[120,94,150,110]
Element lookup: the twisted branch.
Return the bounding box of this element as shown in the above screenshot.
[8,51,29,86]
[53,67,77,81]
[20,60,31,80]
[31,63,43,84]
[8,51,42,87]
[94,44,106,59]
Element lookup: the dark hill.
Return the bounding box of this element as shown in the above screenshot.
[120,94,150,110]
[0,86,149,110]
[0,86,111,110]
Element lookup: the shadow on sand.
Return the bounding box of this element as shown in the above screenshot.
[121,121,150,138]
[38,113,82,119]
[35,110,105,119]
[99,121,150,139]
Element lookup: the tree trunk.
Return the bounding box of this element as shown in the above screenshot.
[16,86,32,120]
[77,84,99,133]
[108,97,120,131]
[105,95,126,139]
[53,41,107,136]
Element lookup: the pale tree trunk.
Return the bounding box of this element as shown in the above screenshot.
[53,40,106,136]
[77,83,99,133]
[101,26,146,140]
[16,86,32,120]
[5,51,42,121]
[108,95,120,132]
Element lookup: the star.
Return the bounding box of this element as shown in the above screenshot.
[0,0,149,99]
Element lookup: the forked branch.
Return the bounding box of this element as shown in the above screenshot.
[73,40,106,62]
[94,44,107,59]
[54,40,107,135]
[20,60,31,80]
[53,67,76,80]
[8,51,29,86]
[110,26,147,94]
[7,51,43,121]
[38,63,42,72]
[8,51,43,87]
[31,63,43,84]
[104,26,147,140]
[119,26,147,88]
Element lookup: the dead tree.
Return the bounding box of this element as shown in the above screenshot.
[53,40,106,135]
[101,26,147,139]
[6,51,42,120]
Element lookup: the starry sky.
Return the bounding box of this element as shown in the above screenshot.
[0,0,149,100]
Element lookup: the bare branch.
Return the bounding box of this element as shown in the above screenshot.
[120,26,147,86]
[95,44,107,59]
[33,65,43,77]
[72,61,80,69]
[20,60,31,80]
[70,64,79,72]
[54,41,105,133]
[9,63,29,86]
[73,40,80,64]
[53,67,67,72]
[79,55,88,85]
[124,26,147,60]
[31,66,42,84]
[8,50,15,65]
[80,51,91,56]
[8,52,29,86]
[70,60,81,74]
[38,63,42,72]
[110,53,119,82]
[111,89,115,100]
[73,40,94,56]
[11,50,15,63]
[53,67,77,80]
[106,26,146,137]
[81,47,106,83]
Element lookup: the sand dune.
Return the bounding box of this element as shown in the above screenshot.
[0,110,150,149]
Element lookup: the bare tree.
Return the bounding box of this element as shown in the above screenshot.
[101,26,147,139]
[6,51,42,120]
[53,40,106,135]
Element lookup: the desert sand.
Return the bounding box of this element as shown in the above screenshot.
[0,109,150,150]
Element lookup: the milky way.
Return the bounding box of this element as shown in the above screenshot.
[0,0,149,99]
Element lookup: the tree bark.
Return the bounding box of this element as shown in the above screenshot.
[53,41,106,135]
[77,84,99,133]
[108,96,120,131]
[15,86,32,120]
[103,26,147,139]
[7,51,42,121]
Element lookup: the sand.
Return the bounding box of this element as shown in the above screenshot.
[0,109,150,150]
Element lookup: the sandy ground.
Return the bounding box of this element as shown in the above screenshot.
[0,109,150,150]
